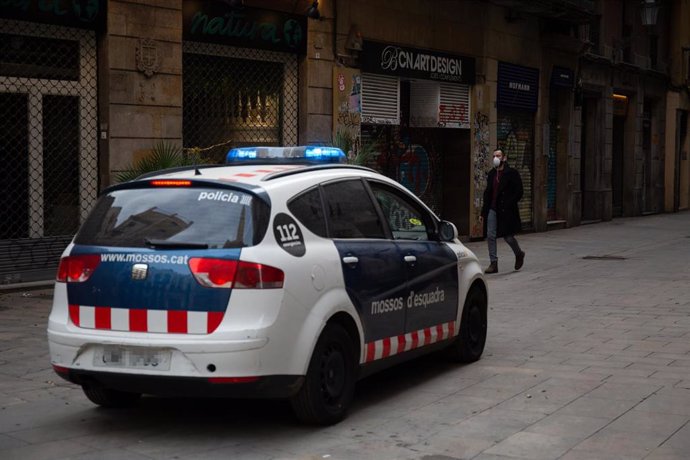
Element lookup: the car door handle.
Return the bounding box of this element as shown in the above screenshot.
[404,255,417,264]
[342,256,359,267]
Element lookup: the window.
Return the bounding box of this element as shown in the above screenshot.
[370,183,430,241]
[0,34,79,81]
[75,188,269,248]
[182,49,295,162]
[288,187,327,237]
[322,180,385,239]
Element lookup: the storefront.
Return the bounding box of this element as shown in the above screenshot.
[497,62,539,230]
[0,0,105,284]
[355,40,475,234]
[547,66,575,222]
[181,1,304,161]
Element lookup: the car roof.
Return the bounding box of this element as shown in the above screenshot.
[138,163,387,189]
[105,163,439,219]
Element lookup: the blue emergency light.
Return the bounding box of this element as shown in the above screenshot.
[226,146,346,164]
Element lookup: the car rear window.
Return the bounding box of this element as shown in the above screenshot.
[74,187,269,248]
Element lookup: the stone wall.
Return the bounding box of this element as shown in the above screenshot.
[103,0,183,185]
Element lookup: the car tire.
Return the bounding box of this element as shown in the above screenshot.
[290,323,357,425]
[82,386,141,408]
[447,287,487,363]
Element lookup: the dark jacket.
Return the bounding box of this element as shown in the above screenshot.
[481,163,523,237]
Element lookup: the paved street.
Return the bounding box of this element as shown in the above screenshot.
[1,211,689,460]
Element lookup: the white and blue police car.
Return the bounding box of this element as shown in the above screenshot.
[48,146,488,424]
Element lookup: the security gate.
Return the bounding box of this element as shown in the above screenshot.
[182,41,299,161]
[0,19,98,285]
[497,111,534,230]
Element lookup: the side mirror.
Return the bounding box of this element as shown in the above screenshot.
[438,220,458,242]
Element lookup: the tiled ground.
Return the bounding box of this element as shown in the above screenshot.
[1,211,689,459]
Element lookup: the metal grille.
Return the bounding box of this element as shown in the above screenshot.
[182,41,298,162]
[0,19,98,285]
[409,80,438,128]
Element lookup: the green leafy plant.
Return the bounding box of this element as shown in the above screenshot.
[333,129,378,166]
[350,141,377,166]
[115,140,229,183]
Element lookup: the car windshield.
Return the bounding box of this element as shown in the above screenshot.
[74,187,269,249]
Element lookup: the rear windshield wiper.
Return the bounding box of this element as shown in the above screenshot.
[144,239,209,249]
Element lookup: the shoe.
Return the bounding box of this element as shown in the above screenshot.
[485,262,498,274]
[515,251,525,270]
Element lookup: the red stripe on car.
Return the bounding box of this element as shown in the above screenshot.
[366,342,376,362]
[95,306,111,330]
[423,327,432,346]
[381,337,391,358]
[168,310,188,333]
[68,304,80,326]
[129,309,148,332]
[207,311,223,333]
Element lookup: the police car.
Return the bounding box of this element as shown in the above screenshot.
[48,146,488,425]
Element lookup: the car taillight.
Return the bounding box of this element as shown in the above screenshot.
[188,258,284,289]
[234,262,284,289]
[188,258,237,288]
[56,255,101,283]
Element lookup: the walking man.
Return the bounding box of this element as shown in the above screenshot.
[479,148,525,274]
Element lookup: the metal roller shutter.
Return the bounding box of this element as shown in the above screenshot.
[361,73,400,125]
[439,82,471,129]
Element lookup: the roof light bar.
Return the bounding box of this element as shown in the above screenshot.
[226,146,346,164]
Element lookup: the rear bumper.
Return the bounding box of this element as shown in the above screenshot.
[54,367,304,399]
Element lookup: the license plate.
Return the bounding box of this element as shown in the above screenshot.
[94,346,172,371]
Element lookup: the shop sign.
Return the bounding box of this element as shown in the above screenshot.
[551,66,574,88]
[361,40,475,85]
[497,62,539,112]
[183,1,307,55]
[0,0,106,29]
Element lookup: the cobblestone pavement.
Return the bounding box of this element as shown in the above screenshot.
[1,212,689,460]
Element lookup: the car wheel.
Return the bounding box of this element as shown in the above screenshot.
[82,386,141,408]
[290,323,357,425]
[447,287,487,363]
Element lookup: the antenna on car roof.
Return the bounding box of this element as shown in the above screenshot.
[194,167,202,176]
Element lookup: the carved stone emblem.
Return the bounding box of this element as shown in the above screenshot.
[136,38,159,78]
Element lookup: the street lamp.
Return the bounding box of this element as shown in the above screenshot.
[640,0,659,26]
[307,1,321,20]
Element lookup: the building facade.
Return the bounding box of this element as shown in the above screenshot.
[665,0,690,213]
[0,0,688,286]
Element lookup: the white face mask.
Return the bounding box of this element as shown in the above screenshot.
[492,157,502,168]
